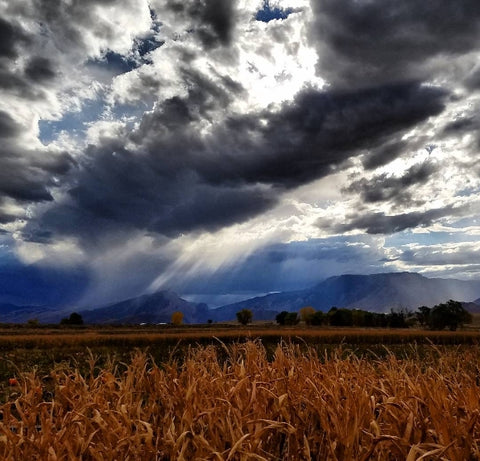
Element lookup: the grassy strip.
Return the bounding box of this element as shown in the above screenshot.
[0,327,479,348]
[0,327,478,397]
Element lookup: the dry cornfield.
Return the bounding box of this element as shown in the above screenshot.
[0,340,480,460]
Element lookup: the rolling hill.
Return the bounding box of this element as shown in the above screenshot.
[79,290,208,324]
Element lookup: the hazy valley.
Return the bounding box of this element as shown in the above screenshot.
[2,272,480,324]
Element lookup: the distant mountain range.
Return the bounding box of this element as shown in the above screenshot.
[0,303,67,324]
[208,272,480,322]
[80,290,208,324]
[1,272,480,324]
[461,300,480,314]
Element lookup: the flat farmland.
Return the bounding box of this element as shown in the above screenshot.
[1,324,480,347]
[1,324,480,382]
[1,326,480,460]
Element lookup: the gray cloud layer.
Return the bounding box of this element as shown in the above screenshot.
[165,0,236,49]
[1,0,480,305]
[26,79,448,243]
[325,204,468,235]
[344,161,439,206]
[311,0,480,88]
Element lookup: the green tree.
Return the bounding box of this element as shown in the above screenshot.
[429,300,472,330]
[416,306,431,327]
[236,309,253,325]
[351,309,366,327]
[328,307,353,326]
[276,311,289,325]
[386,309,410,328]
[366,312,388,328]
[60,312,84,326]
[284,312,299,325]
[310,311,325,326]
[276,311,299,325]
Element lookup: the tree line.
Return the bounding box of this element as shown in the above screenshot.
[54,300,473,330]
[236,300,472,330]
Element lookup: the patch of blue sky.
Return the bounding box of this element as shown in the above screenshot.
[39,98,105,144]
[88,39,164,75]
[456,186,480,197]
[255,1,293,22]
[136,37,164,58]
[447,216,480,229]
[385,228,480,249]
[88,51,139,76]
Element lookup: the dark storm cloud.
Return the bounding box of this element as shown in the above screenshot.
[0,212,16,225]
[63,147,275,238]
[362,140,409,170]
[202,82,447,188]
[130,66,244,138]
[165,0,236,49]
[0,170,53,203]
[38,152,77,176]
[31,79,448,241]
[0,17,30,58]
[134,81,445,192]
[24,56,56,82]
[443,116,477,135]
[0,19,40,98]
[36,145,275,241]
[326,204,466,235]
[344,161,438,205]
[0,137,75,217]
[21,229,54,244]
[0,69,42,99]
[0,111,21,138]
[0,15,76,222]
[311,0,480,88]
[3,1,450,242]
[29,0,115,50]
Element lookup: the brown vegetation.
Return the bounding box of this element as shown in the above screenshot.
[0,340,480,459]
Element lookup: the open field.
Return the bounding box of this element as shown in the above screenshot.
[0,338,480,459]
[1,323,480,346]
[0,324,480,386]
[1,327,480,459]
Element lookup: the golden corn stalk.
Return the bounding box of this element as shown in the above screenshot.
[0,340,479,460]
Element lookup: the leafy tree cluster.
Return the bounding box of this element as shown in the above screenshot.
[60,312,84,326]
[275,311,300,325]
[236,309,253,325]
[327,307,414,328]
[241,300,471,331]
[416,300,472,331]
[276,306,414,328]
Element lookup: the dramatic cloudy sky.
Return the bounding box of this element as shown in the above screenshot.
[1,0,480,307]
